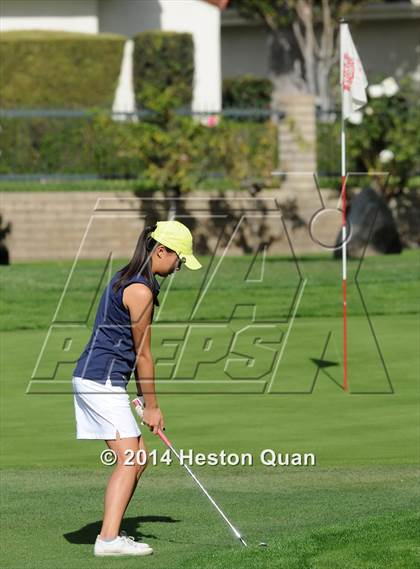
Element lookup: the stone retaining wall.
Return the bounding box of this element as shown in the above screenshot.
[1,185,344,262]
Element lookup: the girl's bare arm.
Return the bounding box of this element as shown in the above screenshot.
[123,283,164,433]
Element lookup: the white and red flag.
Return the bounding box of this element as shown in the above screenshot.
[339,22,368,391]
[340,23,368,120]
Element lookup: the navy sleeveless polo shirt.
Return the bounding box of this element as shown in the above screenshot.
[72,270,160,386]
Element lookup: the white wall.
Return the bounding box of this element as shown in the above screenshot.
[159,0,221,112]
[0,0,99,33]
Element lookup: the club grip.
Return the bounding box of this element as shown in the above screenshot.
[132,397,169,437]
[132,396,145,421]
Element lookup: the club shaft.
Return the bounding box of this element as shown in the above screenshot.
[132,397,247,546]
[158,430,247,546]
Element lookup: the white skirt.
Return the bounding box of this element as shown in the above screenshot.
[72,376,141,440]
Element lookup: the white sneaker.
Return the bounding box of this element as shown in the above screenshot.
[119,529,152,550]
[94,531,153,556]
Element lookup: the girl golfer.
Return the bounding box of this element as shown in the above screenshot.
[72,220,202,557]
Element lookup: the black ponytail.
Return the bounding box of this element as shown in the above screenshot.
[112,223,158,295]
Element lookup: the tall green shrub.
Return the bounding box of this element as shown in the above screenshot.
[133,31,194,112]
[0,30,125,108]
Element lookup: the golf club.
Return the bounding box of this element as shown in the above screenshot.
[132,397,249,547]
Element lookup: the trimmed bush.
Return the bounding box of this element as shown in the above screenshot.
[0,114,277,186]
[0,114,145,178]
[133,31,194,111]
[0,30,126,108]
[0,117,98,175]
[222,75,273,109]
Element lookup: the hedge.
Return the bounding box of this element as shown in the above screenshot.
[0,30,126,108]
[0,113,277,184]
[133,31,194,111]
[0,115,146,178]
[222,75,273,109]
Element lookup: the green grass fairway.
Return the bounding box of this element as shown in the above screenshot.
[2,466,419,569]
[1,250,419,569]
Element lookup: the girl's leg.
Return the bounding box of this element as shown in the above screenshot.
[124,434,149,515]
[99,431,149,540]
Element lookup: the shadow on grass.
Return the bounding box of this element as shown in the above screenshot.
[310,357,343,391]
[310,329,344,392]
[64,514,181,544]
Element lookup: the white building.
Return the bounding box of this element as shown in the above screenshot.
[1,0,418,111]
[0,0,227,112]
[221,2,420,83]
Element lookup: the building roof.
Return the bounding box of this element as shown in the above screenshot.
[203,0,229,10]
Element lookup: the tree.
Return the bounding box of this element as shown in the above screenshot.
[231,0,369,111]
